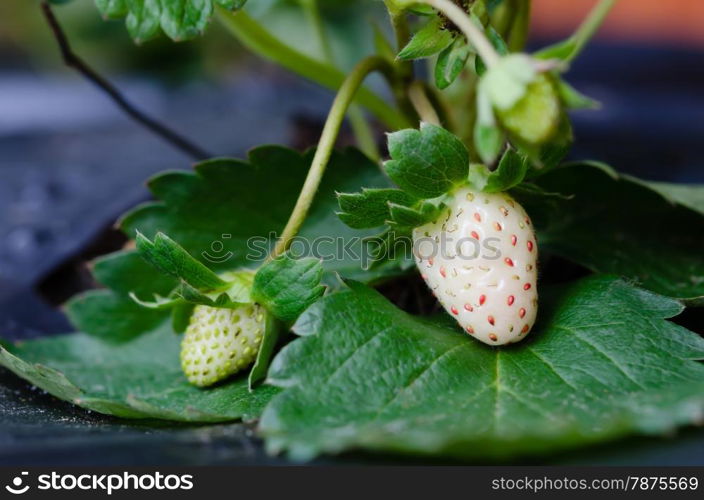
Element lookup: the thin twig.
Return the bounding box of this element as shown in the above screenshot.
[40,1,212,161]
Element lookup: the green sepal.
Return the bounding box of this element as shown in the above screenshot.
[249,314,283,389]
[135,231,228,292]
[251,254,326,324]
[522,112,574,174]
[468,149,529,193]
[175,282,247,309]
[434,38,471,90]
[171,302,195,334]
[556,78,600,110]
[173,269,254,309]
[385,123,470,199]
[337,188,416,229]
[387,200,445,230]
[398,17,454,60]
[128,292,183,310]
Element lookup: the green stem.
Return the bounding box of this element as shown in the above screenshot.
[564,0,618,62]
[399,0,500,68]
[216,7,410,130]
[300,0,380,161]
[299,0,334,63]
[506,0,532,52]
[408,81,440,125]
[272,57,395,258]
[384,0,413,81]
[348,106,380,161]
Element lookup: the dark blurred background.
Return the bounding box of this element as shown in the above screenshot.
[0,0,703,465]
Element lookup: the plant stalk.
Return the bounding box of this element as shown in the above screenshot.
[216,7,411,131]
[300,0,380,161]
[408,81,440,125]
[272,56,395,258]
[565,0,618,62]
[506,0,532,52]
[383,0,414,81]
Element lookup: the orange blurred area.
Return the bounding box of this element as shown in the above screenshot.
[532,0,704,47]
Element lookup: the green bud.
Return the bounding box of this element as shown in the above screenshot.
[496,72,561,145]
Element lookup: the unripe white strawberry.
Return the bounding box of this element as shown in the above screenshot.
[413,186,538,345]
[180,303,268,387]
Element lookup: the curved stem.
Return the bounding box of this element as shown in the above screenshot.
[403,0,500,68]
[566,0,618,62]
[272,57,395,258]
[408,81,440,125]
[216,7,411,130]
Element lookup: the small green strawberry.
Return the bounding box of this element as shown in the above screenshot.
[180,303,270,387]
[133,232,326,388]
[496,72,560,145]
[480,54,562,149]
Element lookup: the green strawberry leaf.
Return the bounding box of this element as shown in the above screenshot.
[434,38,471,90]
[643,181,704,216]
[67,251,176,343]
[136,231,229,292]
[517,162,704,301]
[67,289,169,344]
[120,146,399,284]
[252,255,326,323]
[0,325,277,422]
[69,146,398,344]
[468,149,529,193]
[93,249,178,296]
[337,188,416,229]
[398,17,454,60]
[385,123,470,199]
[95,0,247,43]
[260,276,704,460]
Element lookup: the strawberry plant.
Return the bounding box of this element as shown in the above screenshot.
[3,0,704,463]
